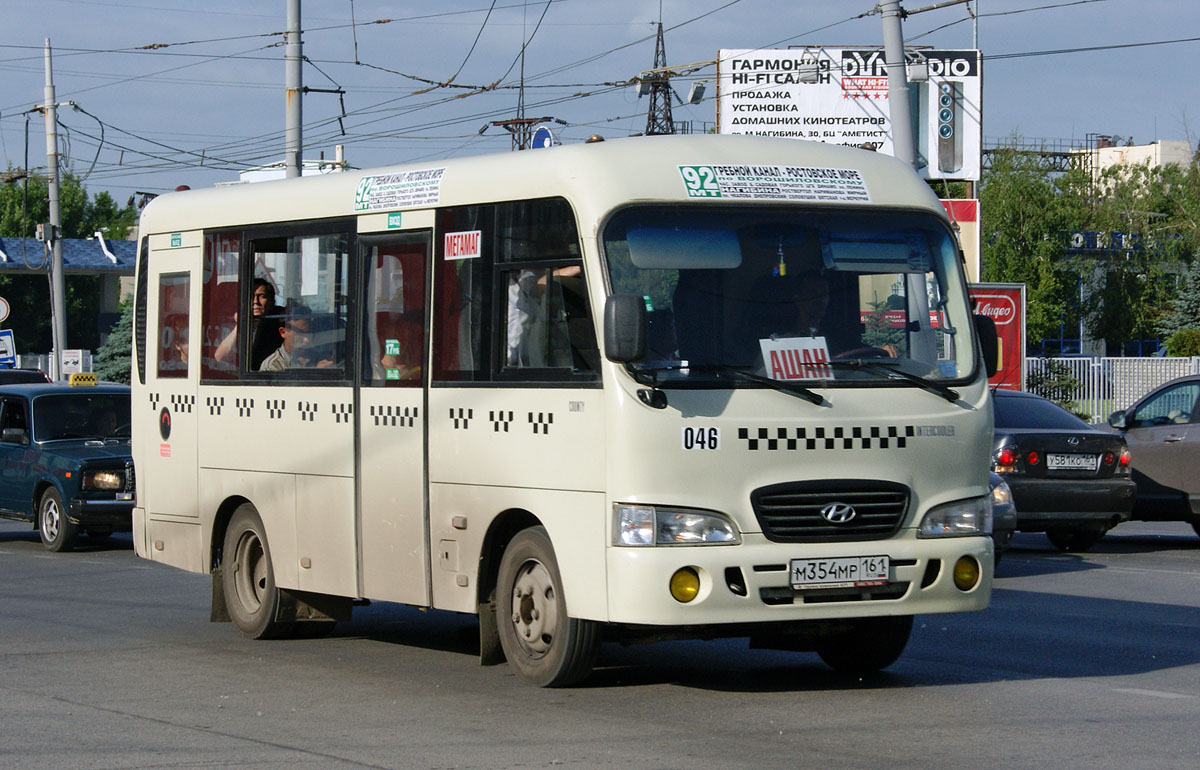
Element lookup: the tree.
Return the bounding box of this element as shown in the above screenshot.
[1156,245,1200,339]
[0,168,137,354]
[92,300,133,383]
[979,145,1076,348]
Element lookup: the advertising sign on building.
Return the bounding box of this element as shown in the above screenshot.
[969,283,1025,391]
[717,47,982,182]
[941,199,980,283]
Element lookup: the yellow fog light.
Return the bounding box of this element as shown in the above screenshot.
[952,556,981,591]
[669,567,700,603]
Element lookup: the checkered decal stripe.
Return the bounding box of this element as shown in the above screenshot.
[490,410,514,432]
[529,412,553,435]
[450,408,473,429]
[169,394,195,414]
[332,403,353,424]
[206,396,225,416]
[236,397,254,417]
[298,401,318,422]
[739,425,915,450]
[370,405,418,427]
[266,399,286,419]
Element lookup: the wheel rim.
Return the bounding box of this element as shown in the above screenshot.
[40,497,60,542]
[231,529,268,615]
[509,558,559,658]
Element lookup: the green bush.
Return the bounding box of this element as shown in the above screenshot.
[1026,359,1090,421]
[1165,328,1200,357]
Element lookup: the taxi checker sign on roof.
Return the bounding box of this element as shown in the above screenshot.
[354,167,446,212]
[678,164,870,203]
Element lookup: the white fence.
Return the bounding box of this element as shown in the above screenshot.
[1026,357,1200,423]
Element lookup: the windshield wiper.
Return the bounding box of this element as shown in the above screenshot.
[682,365,826,405]
[830,360,960,402]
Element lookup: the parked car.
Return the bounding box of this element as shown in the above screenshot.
[0,368,50,385]
[989,471,1016,564]
[1107,374,1200,535]
[992,389,1135,551]
[0,374,133,551]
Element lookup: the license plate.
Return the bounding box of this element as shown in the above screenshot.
[1047,453,1098,471]
[789,555,889,589]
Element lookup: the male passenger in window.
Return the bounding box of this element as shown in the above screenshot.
[259,306,313,371]
[214,278,282,369]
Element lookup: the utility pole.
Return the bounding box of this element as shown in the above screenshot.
[644,22,675,135]
[43,39,66,380]
[878,0,917,169]
[284,0,302,178]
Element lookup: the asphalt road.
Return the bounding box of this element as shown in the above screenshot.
[2,519,1199,770]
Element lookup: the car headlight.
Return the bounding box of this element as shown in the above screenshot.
[990,478,1013,506]
[82,470,124,490]
[613,504,740,546]
[917,495,992,538]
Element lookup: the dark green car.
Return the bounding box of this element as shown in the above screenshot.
[0,379,133,551]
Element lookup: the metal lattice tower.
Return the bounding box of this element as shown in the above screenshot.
[644,22,674,136]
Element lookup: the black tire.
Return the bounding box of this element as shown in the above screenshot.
[816,616,913,674]
[38,487,77,552]
[222,504,293,639]
[496,526,598,687]
[1046,526,1105,552]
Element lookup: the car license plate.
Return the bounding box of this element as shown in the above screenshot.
[789,555,889,589]
[1047,453,1098,471]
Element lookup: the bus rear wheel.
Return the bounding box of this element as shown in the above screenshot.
[816,616,913,674]
[496,526,598,687]
[222,504,293,639]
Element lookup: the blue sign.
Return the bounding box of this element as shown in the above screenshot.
[0,329,14,366]
[530,125,556,149]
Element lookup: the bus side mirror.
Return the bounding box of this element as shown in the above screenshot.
[604,294,647,363]
[973,314,999,378]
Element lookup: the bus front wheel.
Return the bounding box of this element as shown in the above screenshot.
[222,504,293,639]
[816,615,913,674]
[496,526,598,687]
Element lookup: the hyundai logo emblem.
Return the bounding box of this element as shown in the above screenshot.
[820,502,857,524]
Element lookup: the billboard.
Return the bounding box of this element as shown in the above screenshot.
[969,283,1025,391]
[717,47,982,181]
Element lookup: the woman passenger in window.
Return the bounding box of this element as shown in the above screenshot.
[213,277,282,369]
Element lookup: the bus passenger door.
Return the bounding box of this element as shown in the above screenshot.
[357,231,430,604]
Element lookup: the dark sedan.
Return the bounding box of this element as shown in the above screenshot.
[1108,374,1200,535]
[0,376,133,551]
[993,389,1135,551]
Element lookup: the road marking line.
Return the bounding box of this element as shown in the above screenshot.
[1111,687,1194,699]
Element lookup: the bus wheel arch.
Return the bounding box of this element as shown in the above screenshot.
[476,509,541,666]
[220,502,294,639]
[494,524,599,687]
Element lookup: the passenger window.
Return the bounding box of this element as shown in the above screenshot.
[0,399,28,439]
[250,232,350,378]
[1130,383,1200,427]
[157,273,191,379]
[363,233,428,385]
[433,206,489,381]
[201,232,242,380]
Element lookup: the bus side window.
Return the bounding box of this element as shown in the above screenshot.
[363,235,427,385]
[157,273,191,379]
[201,231,242,380]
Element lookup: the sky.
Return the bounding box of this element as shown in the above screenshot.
[0,0,1196,205]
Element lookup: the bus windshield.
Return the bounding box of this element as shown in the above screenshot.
[603,205,976,386]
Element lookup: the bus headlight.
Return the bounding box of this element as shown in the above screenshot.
[613,504,740,546]
[917,495,992,538]
[82,470,124,490]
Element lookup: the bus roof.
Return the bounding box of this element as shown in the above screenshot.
[137,134,948,235]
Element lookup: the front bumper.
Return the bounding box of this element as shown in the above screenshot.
[1006,476,1135,531]
[604,532,991,627]
[68,497,135,531]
